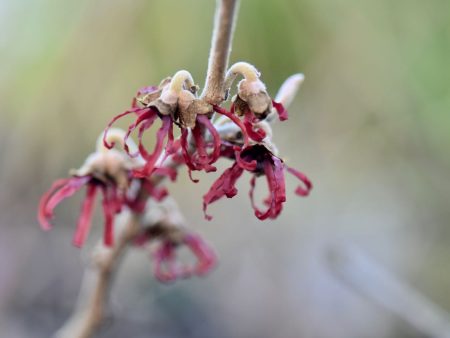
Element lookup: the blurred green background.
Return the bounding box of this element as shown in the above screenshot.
[1,0,450,337]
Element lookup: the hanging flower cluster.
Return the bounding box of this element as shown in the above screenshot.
[135,197,217,282]
[203,142,312,221]
[38,61,312,283]
[38,129,168,247]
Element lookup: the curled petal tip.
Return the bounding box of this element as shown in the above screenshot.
[272,100,288,121]
[202,204,213,221]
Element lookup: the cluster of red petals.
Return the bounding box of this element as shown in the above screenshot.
[103,86,177,178]
[238,100,288,142]
[103,87,288,182]
[272,100,289,121]
[181,115,221,180]
[38,81,310,283]
[203,144,312,221]
[152,232,217,283]
[38,176,123,247]
[125,168,176,213]
[38,173,172,247]
[179,105,258,180]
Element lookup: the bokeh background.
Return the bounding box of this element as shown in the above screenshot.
[1,0,450,337]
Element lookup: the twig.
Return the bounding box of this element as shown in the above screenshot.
[201,0,239,105]
[54,214,140,338]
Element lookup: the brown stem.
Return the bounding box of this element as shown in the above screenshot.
[201,0,240,105]
[54,215,140,338]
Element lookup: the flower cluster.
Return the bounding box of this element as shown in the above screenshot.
[203,142,312,221]
[38,62,311,283]
[135,197,216,282]
[38,129,169,247]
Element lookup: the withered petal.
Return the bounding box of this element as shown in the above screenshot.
[272,100,288,121]
[286,165,312,196]
[72,183,98,248]
[38,176,90,231]
[202,162,244,220]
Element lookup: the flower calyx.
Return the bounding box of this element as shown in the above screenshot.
[225,62,272,119]
[72,129,140,191]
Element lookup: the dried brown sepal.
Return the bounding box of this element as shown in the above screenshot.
[235,89,272,119]
[150,99,175,116]
[181,99,212,128]
[135,77,171,107]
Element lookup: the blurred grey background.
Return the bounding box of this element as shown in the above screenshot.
[1,0,450,337]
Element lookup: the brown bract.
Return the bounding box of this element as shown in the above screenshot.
[135,77,171,107]
[137,76,213,129]
[233,81,272,119]
[180,98,212,128]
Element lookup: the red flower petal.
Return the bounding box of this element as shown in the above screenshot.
[244,109,266,142]
[202,162,244,220]
[133,116,173,178]
[183,233,217,276]
[286,166,313,196]
[235,149,257,171]
[180,128,199,183]
[191,117,216,173]
[38,178,71,231]
[38,177,90,231]
[250,157,286,220]
[179,115,221,176]
[244,120,266,142]
[124,108,156,158]
[152,234,216,283]
[152,241,180,283]
[272,100,288,121]
[101,186,117,247]
[213,105,250,148]
[72,183,98,248]
[103,107,144,149]
[197,114,221,166]
[214,105,258,170]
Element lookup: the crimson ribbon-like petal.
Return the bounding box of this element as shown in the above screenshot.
[272,100,288,121]
[202,162,244,220]
[38,176,90,231]
[286,166,313,196]
[152,233,216,283]
[133,115,174,178]
[73,184,98,247]
[249,156,286,220]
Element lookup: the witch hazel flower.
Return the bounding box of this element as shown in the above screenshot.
[104,69,255,181]
[103,79,177,179]
[225,62,272,118]
[38,129,166,247]
[103,70,215,178]
[136,197,216,282]
[222,62,289,143]
[180,104,252,180]
[203,141,312,221]
[160,71,249,179]
[202,70,312,221]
